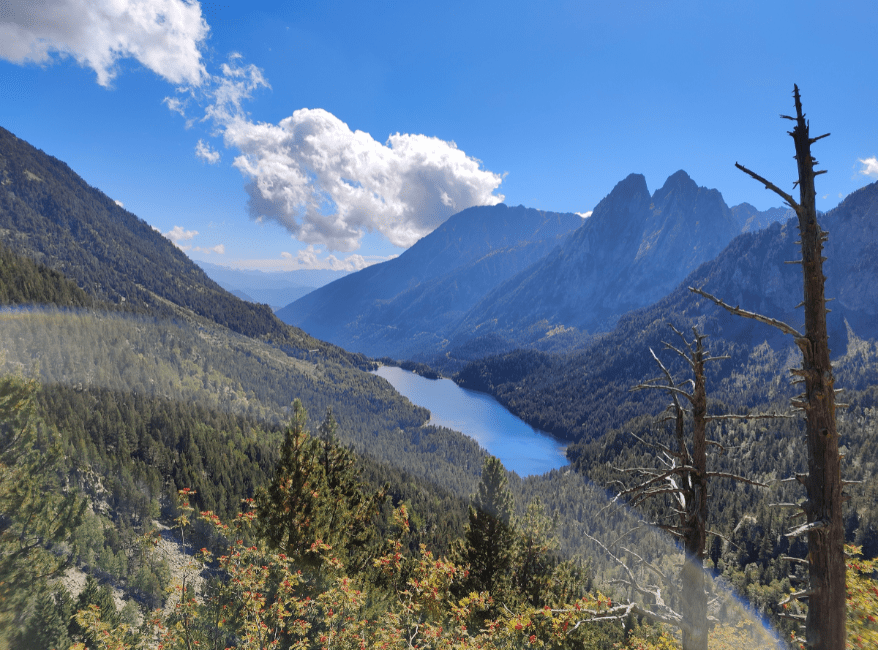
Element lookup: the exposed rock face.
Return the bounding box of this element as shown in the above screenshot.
[455,170,742,343]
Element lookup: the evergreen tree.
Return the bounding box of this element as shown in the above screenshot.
[512,498,586,608]
[14,585,73,650]
[255,399,386,573]
[69,576,120,647]
[0,373,85,620]
[455,456,516,599]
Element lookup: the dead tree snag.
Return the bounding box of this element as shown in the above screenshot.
[691,85,845,650]
[617,325,788,650]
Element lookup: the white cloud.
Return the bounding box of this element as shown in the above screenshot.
[205,54,270,124]
[164,225,198,249]
[294,245,368,271]
[114,199,124,208]
[225,249,394,272]
[858,157,878,178]
[0,0,209,87]
[576,211,592,219]
[223,108,505,251]
[195,139,220,164]
[161,55,504,253]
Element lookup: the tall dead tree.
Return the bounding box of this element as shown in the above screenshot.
[624,326,719,650]
[691,85,845,650]
[612,325,786,650]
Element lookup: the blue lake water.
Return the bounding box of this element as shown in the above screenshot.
[373,366,568,477]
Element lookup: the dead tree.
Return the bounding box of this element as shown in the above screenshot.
[691,85,845,650]
[607,325,791,650]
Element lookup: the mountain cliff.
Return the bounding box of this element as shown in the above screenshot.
[453,171,745,349]
[277,204,584,357]
[455,179,878,444]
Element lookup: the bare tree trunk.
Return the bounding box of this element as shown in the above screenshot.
[681,337,708,650]
[786,85,846,650]
[693,85,845,649]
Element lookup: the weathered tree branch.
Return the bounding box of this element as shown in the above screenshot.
[704,472,768,488]
[689,287,803,338]
[734,162,801,212]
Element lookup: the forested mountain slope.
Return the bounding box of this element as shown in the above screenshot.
[278,203,584,358]
[455,179,878,445]
[0,126,363,367]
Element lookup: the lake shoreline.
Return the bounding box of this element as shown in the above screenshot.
[372,365,569,477]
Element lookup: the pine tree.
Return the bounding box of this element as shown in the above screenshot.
[69,576,120,647]
[0,373,85,619]
[456,456,516,599]
[513,498,584,608]
[14,585,73,650]
[255,400,386,573]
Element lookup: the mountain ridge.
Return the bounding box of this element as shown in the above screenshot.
[453,170,744,346]
[278,204,584,357]
[0,125,364,367]
[453,179,878,444]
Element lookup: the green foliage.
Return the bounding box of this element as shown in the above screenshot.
[454,456,517,600]
[0,373,85,618]
[513,498,588,609]
[256,399,388,574]
[12,584,73,650]
[0,239,100,309]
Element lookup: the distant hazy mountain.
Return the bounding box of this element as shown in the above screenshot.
[197,261,349,310]
[729,202,793,233]
[277,204,584,358]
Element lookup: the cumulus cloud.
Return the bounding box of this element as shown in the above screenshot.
[192,243,225,254]
[232,249,393,272]
[195,139,220,164]
[164,53,505,253]
[576,211,593,219]
[223,108,505,251]
[858,157,878,178]
[0,0,209,87]
[114,199,124,208]
[164,225,198,244]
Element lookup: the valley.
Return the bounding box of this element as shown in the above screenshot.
[1,122,876,649]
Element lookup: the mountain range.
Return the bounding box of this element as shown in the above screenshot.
[454,178,878,445]
[280,170,790,361]
[197,262,349,311]
[277,204,585,358]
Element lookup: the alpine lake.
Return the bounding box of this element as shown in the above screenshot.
[373,366,568,477]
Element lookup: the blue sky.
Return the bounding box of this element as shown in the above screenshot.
[1,0,876,271]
